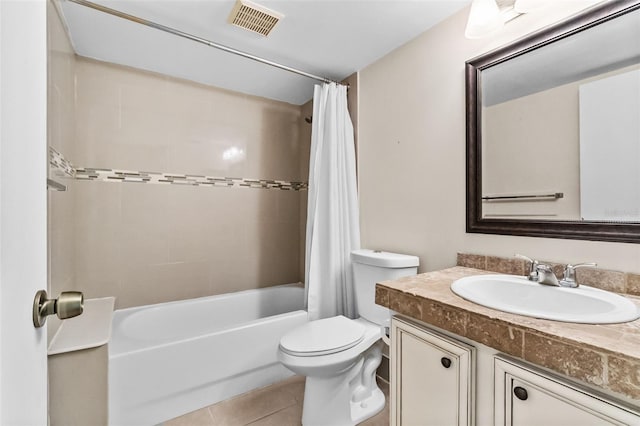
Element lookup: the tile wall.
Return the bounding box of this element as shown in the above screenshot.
[47,3,107,425]
[48,0,78,315]
[48,6,320,312]
[47,1,310,420]
[64,56,308,309]
[299,100,312,281]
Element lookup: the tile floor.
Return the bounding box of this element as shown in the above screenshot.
[164,375,390,426]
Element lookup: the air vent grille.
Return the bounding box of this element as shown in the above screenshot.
[228,0,283,37]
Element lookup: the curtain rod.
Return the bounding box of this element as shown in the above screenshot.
[67,0,346,86]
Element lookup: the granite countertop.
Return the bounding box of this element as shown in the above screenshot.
[375,266,640,403]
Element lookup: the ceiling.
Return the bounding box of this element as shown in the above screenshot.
[58,0,469,105]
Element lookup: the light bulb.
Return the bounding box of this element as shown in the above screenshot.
[465,0,504,39]
[514,0,549,13]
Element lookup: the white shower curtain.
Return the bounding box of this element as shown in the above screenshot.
[305,82,360,321]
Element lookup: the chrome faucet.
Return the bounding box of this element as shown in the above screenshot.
[535,264,560,286]
[515,254,597,288]
[559,263,597,288]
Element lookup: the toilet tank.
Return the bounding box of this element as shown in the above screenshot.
[351,249,419,328]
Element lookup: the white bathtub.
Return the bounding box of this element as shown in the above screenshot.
[108,284,307,425]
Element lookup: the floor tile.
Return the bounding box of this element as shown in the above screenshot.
[207,380,299,425]
[360,404,390,426]
[277,375,306,402]
[164,375,389,426]
[361,379,390,426]
[246,403,303,426]
[163,406,215,426]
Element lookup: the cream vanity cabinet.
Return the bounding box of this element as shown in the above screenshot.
[390,316,475,426]
[390,316,640,426]
[495,357,640,426]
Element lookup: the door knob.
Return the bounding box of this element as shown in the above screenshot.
[33,289,84,328]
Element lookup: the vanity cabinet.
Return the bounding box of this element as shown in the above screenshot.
[495,357,640,426]
[390,316,640,426]
[390,316,475,426]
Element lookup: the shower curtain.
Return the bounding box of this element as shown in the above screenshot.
[305,82,360,321]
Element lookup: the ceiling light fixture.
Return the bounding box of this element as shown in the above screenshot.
[465,0,504,39]
[513,0,548,13]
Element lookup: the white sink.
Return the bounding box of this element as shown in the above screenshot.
[451,274,640,324]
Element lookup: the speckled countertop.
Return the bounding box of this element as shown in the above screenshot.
[375,266,640,403]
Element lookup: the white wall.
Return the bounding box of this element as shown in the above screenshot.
[580,68,640,222]
[482,83,580,220]
[482,62,640,221]
[358,1,640,274]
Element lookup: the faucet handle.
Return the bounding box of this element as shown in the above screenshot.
[515,254,539,281]
[560,262,597,288]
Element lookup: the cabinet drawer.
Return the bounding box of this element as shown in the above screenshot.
[391,316,475,426]
[495,356,640,426]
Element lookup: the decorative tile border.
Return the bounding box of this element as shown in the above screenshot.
[49,147,75,177]
[75,168,307,191]
[48,148,307,192]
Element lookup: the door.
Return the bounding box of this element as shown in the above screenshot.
[0,1,49,424]
[391,316,475,426]
[508,377,621,426]
[495,357,640,426]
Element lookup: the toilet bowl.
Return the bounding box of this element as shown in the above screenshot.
[278,249,419,426]
[278,317,385,425]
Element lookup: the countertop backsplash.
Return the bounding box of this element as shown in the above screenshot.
[457,253,638,296]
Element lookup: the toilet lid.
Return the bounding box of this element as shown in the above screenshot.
[280,316,366,357]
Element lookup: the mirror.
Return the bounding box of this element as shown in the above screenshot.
[466,1,640,243]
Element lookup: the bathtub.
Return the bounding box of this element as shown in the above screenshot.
[108,284,307,425]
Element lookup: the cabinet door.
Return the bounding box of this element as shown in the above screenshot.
[391,317,474,426]
[495,357,640,426]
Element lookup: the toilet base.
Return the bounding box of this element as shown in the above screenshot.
[301,341,384,426]
[350,386,385,425]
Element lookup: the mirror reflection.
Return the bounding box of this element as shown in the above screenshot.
[480,7,640,222]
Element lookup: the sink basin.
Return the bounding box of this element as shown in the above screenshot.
[451,274,640,324]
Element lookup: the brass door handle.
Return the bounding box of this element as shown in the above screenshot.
[33,290,83,328]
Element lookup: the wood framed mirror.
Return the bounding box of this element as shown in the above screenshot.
[466,0,640,243]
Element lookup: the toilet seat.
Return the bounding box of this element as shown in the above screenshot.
[279,315,365,357]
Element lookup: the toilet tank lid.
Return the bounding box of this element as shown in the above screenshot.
[351,249,419,268]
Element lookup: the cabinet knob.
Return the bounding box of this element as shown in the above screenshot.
[440,357,452,368]
[513,386,528,401]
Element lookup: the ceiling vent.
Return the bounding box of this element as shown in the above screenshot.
[227,0,284,37]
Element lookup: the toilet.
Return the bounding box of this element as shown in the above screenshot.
[278,249,419,426]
